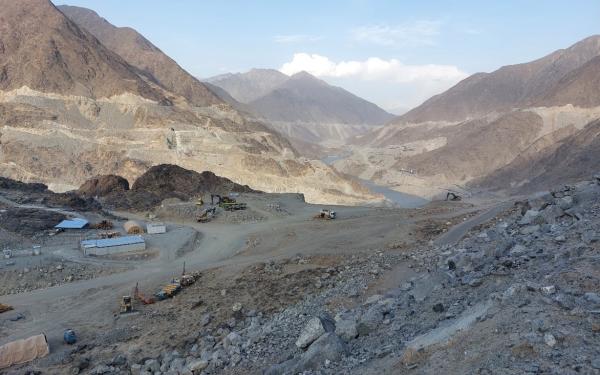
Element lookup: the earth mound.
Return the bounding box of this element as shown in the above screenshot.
[78,175,130,198]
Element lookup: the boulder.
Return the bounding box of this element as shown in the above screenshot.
[519,210,540,225]
[357,305,383,336]
[335,317,358,342]
[540,205,564,224]
[295,315,335,349]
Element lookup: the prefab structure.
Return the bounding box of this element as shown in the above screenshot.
[124,220,144,234]
[147,222,166,234]
[81,235,146,256]
[55,218,89,229]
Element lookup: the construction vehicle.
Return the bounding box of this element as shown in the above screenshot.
[220,202,247,211]
[0,303,13,314]
[195,197,204,206]
[211,194,222,205]
[197,206,217,223]
[133,283,155,305]
[120,296,133,314]
[445,192,462,201]
[315,209,336,220]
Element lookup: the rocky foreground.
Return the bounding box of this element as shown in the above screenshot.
[30,175,600,375]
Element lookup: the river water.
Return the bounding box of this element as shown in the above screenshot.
[322,154,428,208]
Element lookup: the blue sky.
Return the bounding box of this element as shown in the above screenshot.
[56,0,600,112]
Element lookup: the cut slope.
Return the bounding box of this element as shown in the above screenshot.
[0,0,165,101]
[57,5,221,107]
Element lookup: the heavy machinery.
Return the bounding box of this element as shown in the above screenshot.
[195,197,204,206]
[120,295,133,314]
[445,192,462,201]
[99,231,120,239]
[220,202,247,211]
[315,209,336,220]
[197,206,217,223]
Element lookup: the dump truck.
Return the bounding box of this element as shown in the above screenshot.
[315,209,336,220]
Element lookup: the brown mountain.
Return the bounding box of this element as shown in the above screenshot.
[396,35,600,124]
[0,0,165,101]
[58,4,221,107]
[206,69,290,104]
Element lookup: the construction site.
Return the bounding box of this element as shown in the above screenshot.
[1,168,599,375]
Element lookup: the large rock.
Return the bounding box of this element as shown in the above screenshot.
[295,315,335,349]
[335,317,358,342]
[266,333,347,375]
[519,210,543,225]
[357,305,384,336]
[540,205,564,224]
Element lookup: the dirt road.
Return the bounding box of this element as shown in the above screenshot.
[0,197,500,348]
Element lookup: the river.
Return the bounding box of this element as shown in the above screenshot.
[321,154,429,208]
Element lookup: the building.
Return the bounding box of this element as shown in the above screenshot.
[80,235,146,256]
[147,222,167,234]
[55,218,89,229]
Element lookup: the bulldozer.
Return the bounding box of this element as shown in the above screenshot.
[120,296,133,314]
[315,209,336,220]
[195,196,204,206]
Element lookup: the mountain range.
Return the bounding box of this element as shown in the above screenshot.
[338,35,600,198]
[0,0,378,205]
[206,69,394,146]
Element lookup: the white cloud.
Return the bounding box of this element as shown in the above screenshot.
[279,53,469,111]
[352,21,441,46]
[273,34,322,44]
[280,53,467,84]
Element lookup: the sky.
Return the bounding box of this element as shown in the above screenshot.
[56,0,600,113]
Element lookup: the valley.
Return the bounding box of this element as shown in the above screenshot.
[0,1,599,374]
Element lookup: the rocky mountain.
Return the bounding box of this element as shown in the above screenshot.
[206,69,289,104]
[396,35,600,124]
[0,0,379,205]
[0,0,166,101]
[57,5,221,107]
[339,35,600,198]
[206,69,394,146]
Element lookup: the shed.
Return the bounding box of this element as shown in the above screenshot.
[81,235,146,256]
[55,218,89,229]
[147,222,166,234]
[124,220,144,234]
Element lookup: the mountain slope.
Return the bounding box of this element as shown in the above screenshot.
[0,1,378,205]
[248,71,394,125]
[339,35,600,198]
[206,69,289,104]
[395,35,600,124]
[58,4,221,107]
[0,0,165,101]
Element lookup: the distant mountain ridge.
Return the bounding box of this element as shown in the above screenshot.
[395,35,600,124]
[337,35,600,198]
[206,69,394,126]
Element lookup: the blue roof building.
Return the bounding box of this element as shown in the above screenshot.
[55,218,89,229]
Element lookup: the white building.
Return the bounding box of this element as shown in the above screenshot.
[81,235,146,256]
[147,222,167,234]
